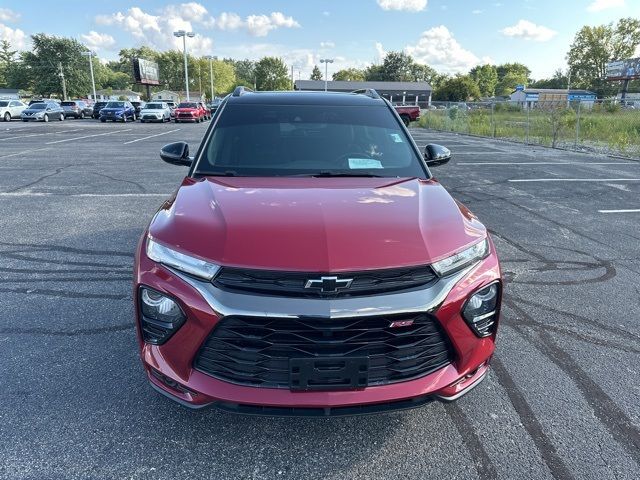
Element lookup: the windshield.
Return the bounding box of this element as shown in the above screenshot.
[145,103,163,109]
[31,103,47,110]
[178,102,197,108]
[105,102,125,108]
[195,104,427,178]
[61,102,76,106]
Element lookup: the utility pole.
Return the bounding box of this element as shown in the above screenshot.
[81,51,97,101]
[174,30,195,101]
[205,55,214,101]
[198,63,202,99]
[58,62,67,100]
[319,58,334,92]
[291,64,295,90]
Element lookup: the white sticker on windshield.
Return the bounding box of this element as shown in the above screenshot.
[348,158,383,169]
[390,133,403,143]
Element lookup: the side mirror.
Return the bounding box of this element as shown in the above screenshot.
[424,144,451,167]
[46,107,51,111]
[160,142,192,167]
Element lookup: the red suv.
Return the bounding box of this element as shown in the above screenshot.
[174,101,205,123]
[134,87,502,415]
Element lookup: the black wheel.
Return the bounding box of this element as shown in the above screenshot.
[59,113,64,121]
[100,118,106,123]
[401,115,410,127]
[43,113,49,122]
[80,112,85,119]
[4,112,10,122]
[122,115,127,123]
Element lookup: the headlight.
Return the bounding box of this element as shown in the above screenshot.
[431,238,489,276]
[139,287,186,344]
[462,282,500,337]
[146,236,220,280]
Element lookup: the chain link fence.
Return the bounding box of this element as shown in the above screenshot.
[419,100,640,159]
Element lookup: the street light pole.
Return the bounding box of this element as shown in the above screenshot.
[205,55,215,101]
[319,58,334,91]
[81,50,97,101]
[174,30,195,101]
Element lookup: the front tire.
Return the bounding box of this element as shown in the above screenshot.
[80,112,85,119]
[122,115,127,123]
[43,114,49,122]
[401,115,410,127]
[4,112,10,122]
[100,118,106,123]
[59,113,64,121]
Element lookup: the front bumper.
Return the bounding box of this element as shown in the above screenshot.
[133,236,501,414]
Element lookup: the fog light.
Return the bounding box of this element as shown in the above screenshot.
[462,282,500,337]
[139,287,186,344]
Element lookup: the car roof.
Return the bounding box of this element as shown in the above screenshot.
[225,90,387,107]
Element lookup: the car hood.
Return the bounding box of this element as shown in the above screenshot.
[101,108,125,112]
[23,109,46,114]
[141,109,163,114]
[175,108,197,112]
[148,177,486,272]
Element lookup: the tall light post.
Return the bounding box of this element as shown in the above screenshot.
[81,50,97,101]
[319,58,334,91]
[204,55,215,101]
[174,30,195,101]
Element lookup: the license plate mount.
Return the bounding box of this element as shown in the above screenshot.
[289,357,369,391]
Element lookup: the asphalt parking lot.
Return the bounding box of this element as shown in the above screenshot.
[1,118,639,480]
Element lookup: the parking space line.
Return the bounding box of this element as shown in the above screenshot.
[123,129,181,145]
[598,209,640,213]
[0,133,49,142]
[45,129,132,145]
[0,147,49,158]
[0,192,168,197]
[459,162,636,165]
[509,178,640,183]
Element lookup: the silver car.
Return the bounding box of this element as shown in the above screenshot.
[21,102,65,122]
[0,100,27,122]
[139,102,172,123]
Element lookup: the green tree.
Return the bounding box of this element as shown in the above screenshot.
[493,62,532,96]
[530,69,569,90]
[0,40,17,87]
[377,51,415,81]
[227,59,255,88]
[433,75,481,101]
[310,65,323,80]
[332,68,366,81]
[254,57,289,91]
[408,63,438,83]
[469,64,498,97]
[21,34,93,98]
[567,17,640,97]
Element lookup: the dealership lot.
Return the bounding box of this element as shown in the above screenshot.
[1,120,639,479]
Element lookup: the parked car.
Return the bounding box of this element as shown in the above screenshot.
[394,105,421,127]
[60,100,92,119]
[92,101,108,119]
[0,99,27,121]
[207,98,222,115]
[28,98,59,106]
[198,101,211,120]
[139,102,172,123]
[21,102,65,122]
[164,101,177,118]
[134,87,502,414]
[99,101,136,122]
[131,101,145,119]
[174,101,205,123]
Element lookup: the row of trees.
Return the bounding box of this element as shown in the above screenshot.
[0,17,638,101]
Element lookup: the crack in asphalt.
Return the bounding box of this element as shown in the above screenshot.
[91,172,148,193]
[492,356,576,480]
[505,299,640,466]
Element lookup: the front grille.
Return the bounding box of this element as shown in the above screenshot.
[143,114,158,120]
[213,265,437,298]
[194,313,454,389]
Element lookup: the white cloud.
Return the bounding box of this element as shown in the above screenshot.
[94,4,300,54]
[0,8,20,23]
[0,23,26,49]
[215,12,243,31]
[375,42,387,63]
[404,26,490,73]
[320,41,335,48]
[81,31,116,51]
[501,20,557,42]
[472,9,483,14]
[377,0,427,12]
[587,0,624,12]
[246,12,300,37]
[322,11,330,16]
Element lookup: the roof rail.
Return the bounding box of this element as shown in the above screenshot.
[232,86,253,97]
[351,88,380,99]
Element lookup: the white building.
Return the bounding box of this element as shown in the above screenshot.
[92,89,142,102]
[151,90,180,103]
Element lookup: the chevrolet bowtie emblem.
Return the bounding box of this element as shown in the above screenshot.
[304,276,354,293]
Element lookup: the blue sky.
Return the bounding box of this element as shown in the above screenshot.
[1,0,638,79]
